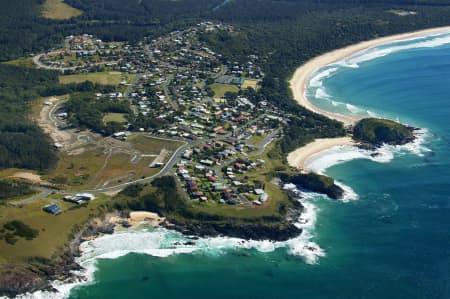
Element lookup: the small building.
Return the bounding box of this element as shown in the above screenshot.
[254,189,265,195]
[75,193,95,201]
[200,159,214,166]
[43,204,61,215]
[259,193,269,202]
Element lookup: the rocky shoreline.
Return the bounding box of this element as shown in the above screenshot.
[164,207,303,242]
[0,214,117,297]
[0,204,304,297]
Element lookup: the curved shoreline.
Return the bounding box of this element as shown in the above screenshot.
[288,26,450,170]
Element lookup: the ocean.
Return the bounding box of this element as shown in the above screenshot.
[40,32,450,299]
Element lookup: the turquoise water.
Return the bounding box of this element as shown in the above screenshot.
[68,33,450,299]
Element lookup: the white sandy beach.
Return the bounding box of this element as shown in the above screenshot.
[287,26,450,169]
[287,137,355,170]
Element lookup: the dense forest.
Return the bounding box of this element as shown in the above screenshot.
[0,65,59,170]
[0,64,116,171]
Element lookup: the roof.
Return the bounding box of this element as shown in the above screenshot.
[254,189,265,195]
[43,204,61,215]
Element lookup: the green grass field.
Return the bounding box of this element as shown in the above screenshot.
[128,135,184,153]
[41,0,82,20]
[0,195,109,265]
[103,113,128,124]
[59,72,135,86]
[210,83,239,98]
[2,58,35,68]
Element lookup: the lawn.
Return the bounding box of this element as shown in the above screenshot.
[59,72,135,86]
[210,83,239,98]
[40,0,82,20]
[0,195,109,265]
[103,113,128,124]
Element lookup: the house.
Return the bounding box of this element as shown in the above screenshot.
[254,189,265,195]
[234,162,245,170]
[43,204,61,215]
[259,193,269,202]
[200,159,214,166]
[212,183,226,191]
[188,181,198,192]
[75,193,95,201]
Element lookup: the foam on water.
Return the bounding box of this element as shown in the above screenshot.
[345,103,364,114]
[338,32,450,68]
[303,129,431,202]
[308,67,338,87]
[315,87,330,100]
[14,193,325,299]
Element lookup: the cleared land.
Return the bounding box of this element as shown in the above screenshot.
[59,72,135,86]
[44,135,183,189]
[103,113,128,124]
[2,58,35,68]
[241,79,258,90]
[210,83,239,98]
[41,0,82,20]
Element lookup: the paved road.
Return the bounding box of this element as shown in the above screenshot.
[10,187,55,205]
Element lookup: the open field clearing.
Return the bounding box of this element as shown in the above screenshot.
[42,135,183,190]
[241,79,259,90]
[40,0,82,20]
[103,113,128,124]
[210,83,239,98]
[59,72,135,86]
[0,195,109,264]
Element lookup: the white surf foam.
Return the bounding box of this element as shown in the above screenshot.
[303,128,432,202]
[346,103,364,114]
[338,33,450,68]
[13,196,325,299]
[308,67,338,87]
[315,87,330,100]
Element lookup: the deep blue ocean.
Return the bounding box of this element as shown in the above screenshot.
[65,33,450,299]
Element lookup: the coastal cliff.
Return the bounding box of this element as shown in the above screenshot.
[353,118,415,147]
[280,173,344,200]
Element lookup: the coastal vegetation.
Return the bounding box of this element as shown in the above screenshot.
[0,195,112,296]
[0,180,35,200]
[280,172,344,200]
[1,220,39,244]
[353,118,415,146]
[115,176,301,240]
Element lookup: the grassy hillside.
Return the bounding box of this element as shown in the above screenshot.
[41,0,82,20]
